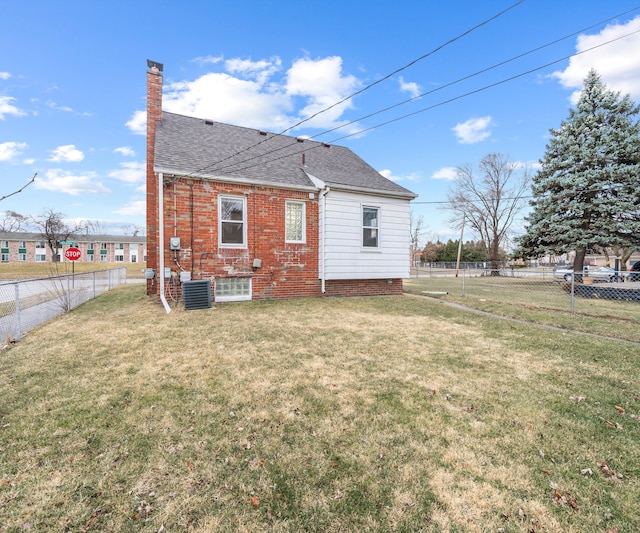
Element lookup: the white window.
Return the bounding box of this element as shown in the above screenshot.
[1,241,8,248]
[219,195,246,247]
[35,241,46,262]
[285,201,305,243]
[115,242,125,262]
[215,277,252,302]
[19,253,26,262]
[1,253,8,263]
[362,206,380,248]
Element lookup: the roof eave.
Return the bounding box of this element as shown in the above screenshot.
[154,166,318,193]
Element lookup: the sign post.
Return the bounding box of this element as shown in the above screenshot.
[64,246,81,284]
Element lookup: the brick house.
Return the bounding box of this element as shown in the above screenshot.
[146,61,417,305]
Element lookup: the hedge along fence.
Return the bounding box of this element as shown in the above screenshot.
[0,267,127,344]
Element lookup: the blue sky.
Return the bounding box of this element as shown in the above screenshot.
[2,1,640,244]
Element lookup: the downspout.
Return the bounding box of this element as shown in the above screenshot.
[319,187,330,293]
[158,172,171,313]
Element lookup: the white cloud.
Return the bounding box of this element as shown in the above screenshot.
[48,144,85,162]
[35,169,110,195]
[225,56,282,84]
[114,146,135,157]
[127,55,363,135]
[379,169,421,182]
[432,167,459,180]
[191,55,224,66]
[0,141,27,161]
[398,76,421,99]
[0,72,11,80]
[108,161,145,184]
[551,15,640,104]
[126,110,146,135]
[114,199,146,216]
[285,56,360,129]
[46,100,74,113]
[0,96,26,120]
[452,116,493,144]
[163,72,291,130]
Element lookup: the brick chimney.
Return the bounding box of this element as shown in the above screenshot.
[146,60,163,295]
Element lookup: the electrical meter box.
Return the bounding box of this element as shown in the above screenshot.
[169,237,181,250]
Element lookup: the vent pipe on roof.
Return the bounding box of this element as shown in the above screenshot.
[302,153,305,166]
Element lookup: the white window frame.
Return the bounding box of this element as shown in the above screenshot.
[214,277,252,302]
[219,195,247,248]
[285,200,306,243]
[35,241,46,262]
[362,205,380,249]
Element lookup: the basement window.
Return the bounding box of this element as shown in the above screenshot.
[215,277,252,302]
[219,195,246,247]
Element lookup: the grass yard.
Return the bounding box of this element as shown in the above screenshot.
[0,284,638,532]
[0,262,146,281]
[404,275,640,344]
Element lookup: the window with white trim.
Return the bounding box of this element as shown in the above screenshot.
[215,277,252,302]
[285,200,305,243]
[219,195,246,247]
[362,206,380,248]
[35,241,46,262]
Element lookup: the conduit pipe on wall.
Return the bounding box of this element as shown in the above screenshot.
[158,171,171,314]
[319,186,330,293]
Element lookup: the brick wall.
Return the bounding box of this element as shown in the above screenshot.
[146,67,162,295]
[323,278,404,297]
[160,178,322,300]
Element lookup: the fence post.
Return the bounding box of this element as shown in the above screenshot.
[570,273,575,314]
[14,282,21,341]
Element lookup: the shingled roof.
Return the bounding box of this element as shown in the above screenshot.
[154,112,416,199]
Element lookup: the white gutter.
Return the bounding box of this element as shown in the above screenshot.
[158,172,171,313]
[319,186,330,293]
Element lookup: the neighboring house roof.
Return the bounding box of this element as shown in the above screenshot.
[154,112,417,199]
[0,231,146,244]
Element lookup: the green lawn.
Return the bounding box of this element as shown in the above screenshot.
[0,284,638,531]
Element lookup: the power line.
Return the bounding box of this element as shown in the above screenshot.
[182,0,526,178]
[206,24,640,177]
[209,5,640,175]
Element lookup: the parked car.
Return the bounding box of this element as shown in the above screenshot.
[553,265,624,282]
[629,261,640,282]
[586,266,625,282]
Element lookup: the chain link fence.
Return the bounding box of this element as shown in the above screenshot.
[0,267,127,343]
[405,264,640,343]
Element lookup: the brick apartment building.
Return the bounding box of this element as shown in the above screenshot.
[0,232,147,264]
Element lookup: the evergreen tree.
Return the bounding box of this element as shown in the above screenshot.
[518,70,640,270]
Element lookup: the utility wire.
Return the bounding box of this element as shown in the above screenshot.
[183,0,526,178]
[218,26,640,176]
[207,6,640,175]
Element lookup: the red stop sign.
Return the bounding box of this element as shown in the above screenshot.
[64,247,81,261]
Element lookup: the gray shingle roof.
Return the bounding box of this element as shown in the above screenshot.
[154,112,416,199]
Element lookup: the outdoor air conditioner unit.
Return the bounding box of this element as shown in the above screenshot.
[182,280,212,311]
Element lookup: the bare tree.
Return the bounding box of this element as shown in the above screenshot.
[0,210,28,232]
[446,153,531,273]
[30,209,78,262]
[409,212,424,252]
[80,219,109,236]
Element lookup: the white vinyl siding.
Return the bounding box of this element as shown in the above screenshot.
[320,190,411,280]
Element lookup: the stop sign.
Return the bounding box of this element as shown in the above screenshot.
[64,247,82,261]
